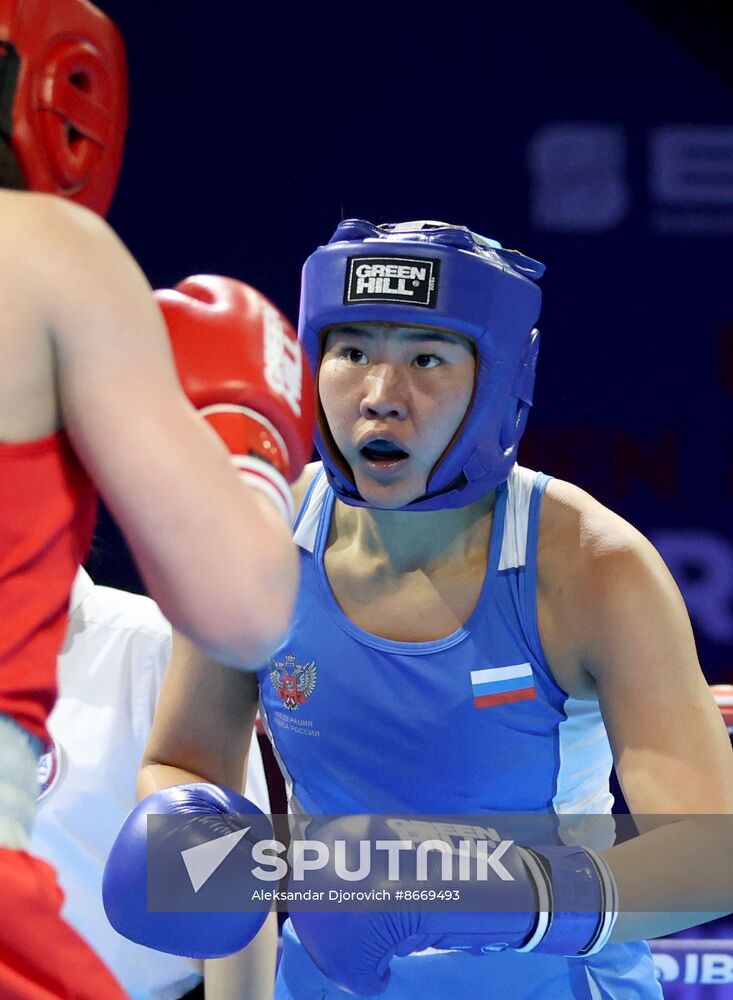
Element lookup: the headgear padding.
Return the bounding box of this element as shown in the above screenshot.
[0,0,127,215]
[298,219,545,511]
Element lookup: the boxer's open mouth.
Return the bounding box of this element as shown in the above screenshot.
[359,439,409,462]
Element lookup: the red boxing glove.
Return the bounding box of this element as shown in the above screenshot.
[156,276,315,520]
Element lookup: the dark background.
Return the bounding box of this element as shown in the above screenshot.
[89,1,733,685]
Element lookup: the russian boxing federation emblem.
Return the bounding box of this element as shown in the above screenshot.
[269,653,317,710]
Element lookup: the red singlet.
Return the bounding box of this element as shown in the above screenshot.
[0,432,96,746]
[0,849,129,999]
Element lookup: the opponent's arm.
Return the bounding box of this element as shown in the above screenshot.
[17,196,307,667]
[135,459,320,794]
[106,465,318,962]
[134,454,320,796]
[134,455,320,793]
[547,480,733,938]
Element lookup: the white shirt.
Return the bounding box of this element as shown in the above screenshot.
[31,569,269,1000]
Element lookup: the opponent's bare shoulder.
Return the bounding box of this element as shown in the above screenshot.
[0,191,99,331]
[0,190,156,327]
[0,192,138,439]
[0,189,122,272]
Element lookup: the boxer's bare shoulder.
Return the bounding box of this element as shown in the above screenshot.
[0,189,113,266]
[536,477,679,694]
[0,192,94,441]
[0,191,171,442]
[539,477,650,598]
[537,476,733,814]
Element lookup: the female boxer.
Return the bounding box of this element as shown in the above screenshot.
[127,220,733,999]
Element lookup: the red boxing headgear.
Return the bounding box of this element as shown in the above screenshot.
[0,0,127,215]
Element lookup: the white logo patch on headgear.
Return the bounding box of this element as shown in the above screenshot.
[344,255,440,308]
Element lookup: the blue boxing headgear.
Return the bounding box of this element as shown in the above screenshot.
[298,219,545,511]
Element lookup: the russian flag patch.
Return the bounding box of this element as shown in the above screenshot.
[470,663,536,709]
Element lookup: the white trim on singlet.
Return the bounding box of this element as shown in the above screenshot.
[498,465,539,571]
[296,464,543,567]
[498,468,616,833]
[553,695,615,838]
[293,470,329,554]
[585,968,604,1000]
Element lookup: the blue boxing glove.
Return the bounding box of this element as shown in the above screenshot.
[288,815,618,996]
[102,783,268,959]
